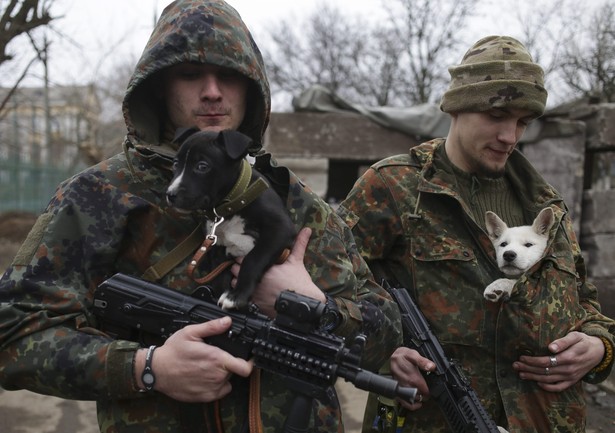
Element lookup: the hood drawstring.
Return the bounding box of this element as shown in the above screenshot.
[122,138,139,182]
[409,191,423,220]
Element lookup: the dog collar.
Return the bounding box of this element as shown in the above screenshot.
[204,159,269,219]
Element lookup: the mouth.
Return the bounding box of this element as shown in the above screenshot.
[169,206,192,214]
[197,112,226,118]
[500,264,523,277]
[487,146,512,159]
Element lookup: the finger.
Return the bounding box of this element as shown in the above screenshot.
[518,354,561,370]
[289,227,312,262]
[518,365,566,383]
[185,316,233,339]
[231,262,241,275]
[221,355,253,378]
[397,347,436,372]
[397,391,427,411]
[397,398,423,411]
[548,331,582,354]
[537,380,574,393]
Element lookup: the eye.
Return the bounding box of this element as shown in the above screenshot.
[490,112,504,120]
[172,160,179,171]
[499,241,508,247]
[196,161,210,173]
[524,242,534,248]
[217,68,243,82]
[172,64,202,80]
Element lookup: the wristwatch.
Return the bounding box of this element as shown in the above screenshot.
[320,294,341,332]
[141,345,157,392]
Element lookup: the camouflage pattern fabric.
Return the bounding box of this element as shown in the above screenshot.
[0,1,402,432]
[440,35,548,118]
[337,138,615,433]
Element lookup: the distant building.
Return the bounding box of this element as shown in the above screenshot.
[0,84,101,212]
[0,84,100,166]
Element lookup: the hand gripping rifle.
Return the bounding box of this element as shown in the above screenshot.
[93,273,417,432]
[386,284,502,433]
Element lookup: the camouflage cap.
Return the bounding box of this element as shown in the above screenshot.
[440,35,548,117]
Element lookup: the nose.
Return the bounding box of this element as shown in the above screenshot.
[497,120,519,145]
[200,74,223,100]
[503,251,517,263]
[166,190,177,205]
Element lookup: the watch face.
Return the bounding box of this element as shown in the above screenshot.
[143,372,155,385]
[320,311,339,331]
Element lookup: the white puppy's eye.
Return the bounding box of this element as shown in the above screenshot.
[524,243,534,248]
[499,241,508,247]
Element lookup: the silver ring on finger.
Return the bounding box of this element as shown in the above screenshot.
[544,367,550,375]
[549,356,558,367]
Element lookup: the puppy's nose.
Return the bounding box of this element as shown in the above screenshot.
[166,190,176,205]
[503,251,517,263]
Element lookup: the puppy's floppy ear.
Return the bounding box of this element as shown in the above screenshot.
[485,211,508,240]
[218,129,253,160]
[173,126,200,145]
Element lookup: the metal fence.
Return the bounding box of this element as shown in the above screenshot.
[0,159,80,213]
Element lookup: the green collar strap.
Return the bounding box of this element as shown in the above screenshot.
[204,159,270,219]
[142,161,269,282]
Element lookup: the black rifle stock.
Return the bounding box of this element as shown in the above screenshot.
[387,285,501,433]
[92,273,417,406]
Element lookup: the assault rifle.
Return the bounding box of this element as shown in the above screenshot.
[387,284,502,433]
[93,273,417,431]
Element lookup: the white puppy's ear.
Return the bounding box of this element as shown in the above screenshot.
[532,207,555,235]
[485,211,508,240]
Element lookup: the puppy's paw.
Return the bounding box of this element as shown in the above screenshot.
[218,291,250,310]
[483,279,515,302]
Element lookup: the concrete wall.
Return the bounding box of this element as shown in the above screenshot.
[265,103,615,320]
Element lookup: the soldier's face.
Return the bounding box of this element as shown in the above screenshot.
[446,109,536,178]
[162,63,249,133]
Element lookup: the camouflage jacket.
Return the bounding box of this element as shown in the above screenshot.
[0,1,401,432]
[338,138,615,433]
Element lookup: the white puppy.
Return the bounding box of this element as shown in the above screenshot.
[483,208,555,302]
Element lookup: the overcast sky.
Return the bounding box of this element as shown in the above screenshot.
[18,0,384,88]
[8,0,530,88]
[3,0,594,109]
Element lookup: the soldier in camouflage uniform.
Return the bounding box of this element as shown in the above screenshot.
[337,36,615,432]
[0,1,402,432]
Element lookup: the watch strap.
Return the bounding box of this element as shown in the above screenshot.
[141,345,157,392]
[321,294,341,332]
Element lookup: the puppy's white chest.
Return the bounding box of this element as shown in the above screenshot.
[206,215,255,257]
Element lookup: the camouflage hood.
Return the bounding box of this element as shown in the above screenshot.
[122,0,270,154]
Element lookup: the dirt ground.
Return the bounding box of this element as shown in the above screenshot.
[0,212,614,432]
[1,380,614,432]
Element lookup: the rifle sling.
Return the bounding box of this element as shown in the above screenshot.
[142,160,269,283]
[249,369,264,433]
[142,224,204,282]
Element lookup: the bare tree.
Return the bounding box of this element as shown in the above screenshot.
[263,0,479,109]
[0,0,54,113]
[382,0,480,105]
[558,1,615,103]
[514,0,574,76]
[0,0,53,65]
[263,2,368,107]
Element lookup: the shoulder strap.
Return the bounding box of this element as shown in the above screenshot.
[142,224,204,282]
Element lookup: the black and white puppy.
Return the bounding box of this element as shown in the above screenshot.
[166,128,296,310]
